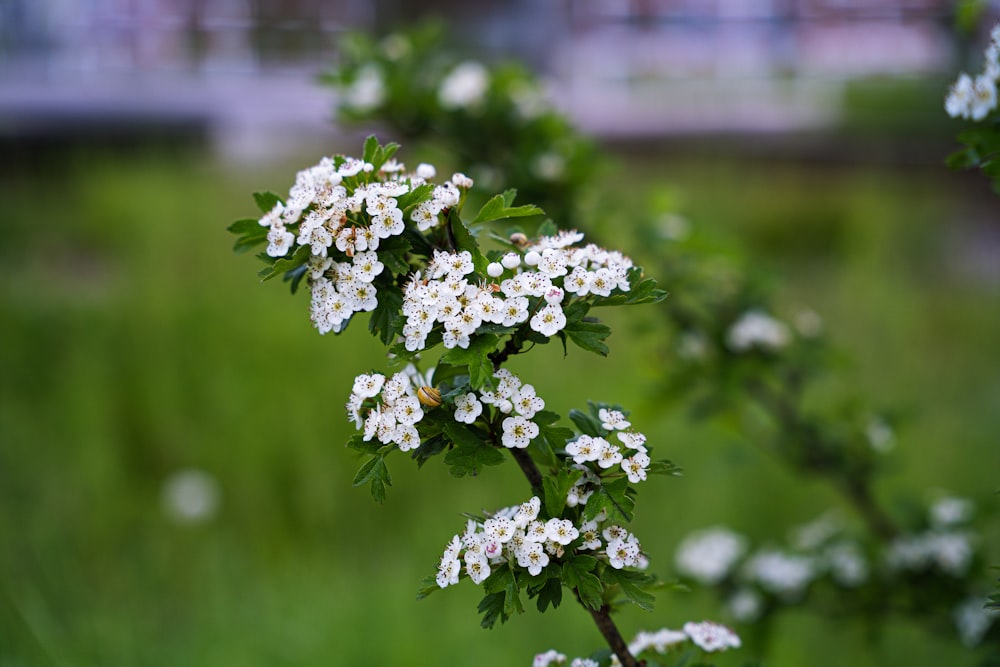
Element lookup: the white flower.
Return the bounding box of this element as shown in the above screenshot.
[566,435,601,464]
[486,262,504,278]
[454,392,483,424]
[266,225,295,257]
[545,518,579,545]
[578,520,602,550]
[621,452,650,483]
[438,61,489,110]
[514,496,541,528]
[512,384,545,418]
[501,252,521,269]
[532,649,566,667]
[502,416,538,449]
[683,621,741,652]
[726,588,763,622]
[726,310,790,352]
[675,527,747,585]
[393,424,421,452]
[930,496,974,527]
[946,73,975,119]
[415,162,436,179]
[598,408,630,431]
[484,517,516,544]
[596,441,623,469]
[465,553,492,585]
[517,541,550,576]
[954,596,999,647]
[629,628,687,655]
[343,65,384,111]
[392,395,424,425]
[971,74,997,120]
[744,549,815,599]
[617,431,647,452]
[530,304,567,336]
[161,469,220,525]
[352,373,385,398]
[825,542,869,587]
[606,536,640,569]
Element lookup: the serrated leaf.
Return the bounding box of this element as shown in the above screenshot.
[228,218,263,234]
[478,592,506,629]
[416,575,441,601]
[351,454,391,503]
[368,279,404,345]
[397,182,435,212]
[346,434,380,456]
[259,244,311,282]
[543,467,582,518]
[537,219,558,237]
[533,577,562,613]
[576,571,604,610]
[448,208,488,273]
[607,569,657,612]
[564,319,611,356]
[362,135,379,163]
[440,334,498,390]
[443,422,505,477]
[253,191,283,213]
[590,270,668,307]
[472,190,544,224]
[377,235,412,274]
[647,459,683,476]
[569,409,602,437]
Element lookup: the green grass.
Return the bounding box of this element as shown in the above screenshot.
[0,143,996,666]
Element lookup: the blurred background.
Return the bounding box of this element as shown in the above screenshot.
[1,1,999,665]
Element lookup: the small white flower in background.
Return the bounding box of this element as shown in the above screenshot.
[794,309,823,338]
[415,162,436,180]
[657,213,690,241]
[726,310,790,352]
[683,621,742,652]
[971,74,998,120]
[946,25,1000,120]
[161,469,220,525]
[825,542,869,587]
[676,331,708,360]
[744,549,816,599]
[532,151,566,181]
[439,61,489,110]
[930,495,975,527]
[569,659,598,667]
[675,526,748,585]
[726,588,764,622]
[629,627,688,655]
[954,596,999,647]
[790,511,842,550]
[532,649,566,667]
[866,415,895,453]
[343,65,385,111]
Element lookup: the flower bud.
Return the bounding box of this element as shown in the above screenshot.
[417,386,442,408]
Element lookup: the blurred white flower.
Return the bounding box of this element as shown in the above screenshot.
[744,549,815,599]
[726,588,763,622]
[954,597,999,647]
[161,469,220,525]
[866,416,895,453]
[344,65,385,111]
[438,61,489,110]
[726,310,790,352]
[675,526,747,585]
[930,495,975,528]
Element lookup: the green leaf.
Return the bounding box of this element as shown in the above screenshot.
[368,279,404,345]
[585,477,635,523]
[478,592,506,629]
[590,269,668,307]
[647,459,683,476]
[377,235,412,275]
[607,569,657,612]
[416,574,441,601]
[536,219,558,237]
[397,182,435,212]
[533,410,572,466]
[352,454,391,503]
[227,218,263,235]
[569,409,602,437]
[543,467,583,518]
[440,334,498,390]
[576,571,605,610]
[472,189,544,224]
[448,208,488,274]
[258,244,311,282]
[443,422,505,477]
[253,191,283,213]
[533,577,562,613]
[564,319,611,357]
[362,135,379,163]
[346,434,380,456]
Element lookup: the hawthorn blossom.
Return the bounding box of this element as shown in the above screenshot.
[675,527,747,585]
[454,392,483,424]
[502,416,539,449]
[683,621,742,652]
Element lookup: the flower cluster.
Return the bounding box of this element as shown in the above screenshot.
[399,231,634,351]
[535,622,741,666]
[726,309,791,352]
[254,150,474,335]
[946,25,1000,121]
[435,495,644,590]
[346,371,425,451]
[565,409,651,489]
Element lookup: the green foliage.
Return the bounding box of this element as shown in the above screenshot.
[472,189,545,224]
[440,334,499,390]
[442,422,506,477]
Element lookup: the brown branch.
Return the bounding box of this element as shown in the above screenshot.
[587,604,642,667]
